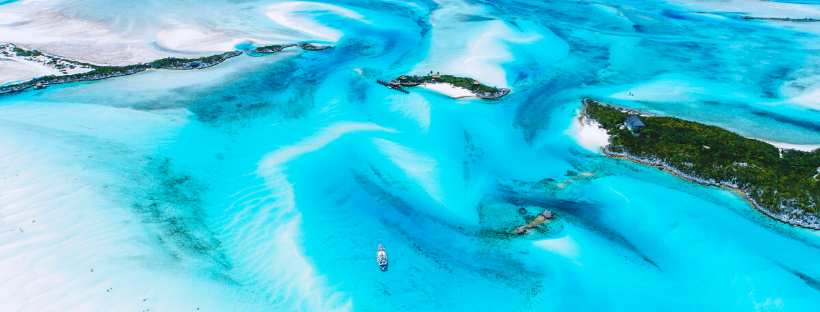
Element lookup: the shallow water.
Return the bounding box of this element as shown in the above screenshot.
[2,0,820,311]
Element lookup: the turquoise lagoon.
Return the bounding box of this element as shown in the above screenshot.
[1,0,820,311]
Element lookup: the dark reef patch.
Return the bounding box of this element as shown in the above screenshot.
[498,191,661,270]
[130,156,231,274]
[350,169,549,290]
[773,261,820,293]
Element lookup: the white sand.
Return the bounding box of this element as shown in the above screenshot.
[561,109,815,154]
[762,140,820,152]
[0,105,269,312]
[565,114,610,154]
[155,28,258,53]
[0,44,96,84]
[788,88,820,110]
[0,58,50,85]
[417,83,476,98]
[0,7,163,65]
[414,0,568,89]
[266,2,371,42]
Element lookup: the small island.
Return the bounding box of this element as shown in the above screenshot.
[381,72,510,99]
[739,16,819,22]
[249,42,330,54]
[582,99,820,229]
[250,44,296,54]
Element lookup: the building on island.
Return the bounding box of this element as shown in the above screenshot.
[432,73,441,79]
[625,116,645,131]
[473,81,481,86]
[389,80,400,85]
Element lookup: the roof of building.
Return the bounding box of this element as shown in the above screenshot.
[473,81,481,85]
[625,116,645,127]
[389,80,400,84]
[432,74,441,78]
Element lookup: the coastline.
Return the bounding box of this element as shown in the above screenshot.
[581,101,820,230]
[602,147,820,230]
[566,113,610,154]
[388,74,511,99]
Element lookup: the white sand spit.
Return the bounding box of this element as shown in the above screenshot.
[266,2,371,42]
[418,83,476,98]
[0,44,96,85]
[566,114,610,154]
[0,58,50,85]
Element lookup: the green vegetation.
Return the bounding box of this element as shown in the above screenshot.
[1,51,241,95]
[148,53,232,68]
[13,46,42,57]
[250,44,295,53]
[399,73,503,94]
[584,99,820,223]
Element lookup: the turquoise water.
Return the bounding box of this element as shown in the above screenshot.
[2,0,820,311]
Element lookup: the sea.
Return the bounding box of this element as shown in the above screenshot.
[1,0,820,311]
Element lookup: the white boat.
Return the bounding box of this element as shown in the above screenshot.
[377,244,388,271]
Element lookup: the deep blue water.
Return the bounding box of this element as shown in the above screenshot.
[1,0,820,311]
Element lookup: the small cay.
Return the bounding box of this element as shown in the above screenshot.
[740,16,820,22]
[515,209,554,234]
[382,73,510,99]
[250,42,331,54]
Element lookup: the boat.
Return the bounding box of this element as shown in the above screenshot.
[33,83,47,90]
[377,244,388,271]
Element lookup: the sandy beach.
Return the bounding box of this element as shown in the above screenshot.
[0,58,50,85]
[0,44,96,85]
[761,140,820,152]
[417,83,476,98]
[566,114,610,153]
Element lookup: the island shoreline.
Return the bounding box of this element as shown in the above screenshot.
[601,146,819,230]
[582,99,820,230]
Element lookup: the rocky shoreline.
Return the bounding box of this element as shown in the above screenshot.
[582,101,820,230]
[603,146,820,230]
[475,88,510,99]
